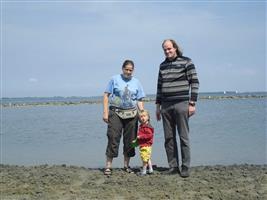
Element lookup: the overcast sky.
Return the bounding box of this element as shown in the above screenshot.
[2,1,266,97]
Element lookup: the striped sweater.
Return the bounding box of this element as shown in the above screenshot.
[156,56,199,104]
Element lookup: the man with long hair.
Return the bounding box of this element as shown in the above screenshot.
[156,39,199,178]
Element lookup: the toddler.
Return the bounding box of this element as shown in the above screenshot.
[136,110,154,176]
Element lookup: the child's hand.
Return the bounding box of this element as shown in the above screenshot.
[132,138,137,143]
[131,138,138,148]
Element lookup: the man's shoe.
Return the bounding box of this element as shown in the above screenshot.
[162,167,179,175]
[180,166,190,178]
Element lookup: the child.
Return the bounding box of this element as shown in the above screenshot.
[136,110,154,176]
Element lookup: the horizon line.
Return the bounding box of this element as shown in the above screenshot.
[1,91,267,99]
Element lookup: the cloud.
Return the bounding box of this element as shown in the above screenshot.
[28,78,38,83]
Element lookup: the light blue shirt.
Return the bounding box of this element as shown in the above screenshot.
[105,74,145,109]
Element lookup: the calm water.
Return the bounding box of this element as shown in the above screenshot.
[1,98,266,168]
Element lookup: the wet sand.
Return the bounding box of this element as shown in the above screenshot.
[0,164,266,200]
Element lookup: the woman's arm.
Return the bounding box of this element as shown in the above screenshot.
[137,100,144,111]
[103,92,110,123]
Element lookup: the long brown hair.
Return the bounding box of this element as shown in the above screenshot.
[162,39,183,57]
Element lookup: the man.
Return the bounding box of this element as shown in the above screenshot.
[156,39,199,178]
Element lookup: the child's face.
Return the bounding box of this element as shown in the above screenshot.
[139,113,149,124]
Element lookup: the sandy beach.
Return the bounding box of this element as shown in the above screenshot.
[0,164,266,200]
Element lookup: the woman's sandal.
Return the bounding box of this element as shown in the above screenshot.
[124,167,134,174]
[104,168,112,175]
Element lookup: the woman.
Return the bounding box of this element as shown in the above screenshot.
[103,59,145,175]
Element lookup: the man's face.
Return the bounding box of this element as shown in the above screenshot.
[163,40,177,60]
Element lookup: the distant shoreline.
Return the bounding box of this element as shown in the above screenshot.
[1,94,266,108]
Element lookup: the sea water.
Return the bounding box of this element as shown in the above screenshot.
[1,97,266,168]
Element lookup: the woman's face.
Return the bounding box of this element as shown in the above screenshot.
[122,64,134,79]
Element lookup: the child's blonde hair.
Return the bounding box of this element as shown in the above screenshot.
[139,110,150,121]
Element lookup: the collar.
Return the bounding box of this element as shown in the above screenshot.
[165,56,178,62]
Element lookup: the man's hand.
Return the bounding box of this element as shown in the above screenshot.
[188,105,196,117]
[156,105,161,121]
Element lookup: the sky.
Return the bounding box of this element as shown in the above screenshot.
[1,0,266,97]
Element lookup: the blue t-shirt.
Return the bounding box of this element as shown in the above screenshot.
[105,74,145,109]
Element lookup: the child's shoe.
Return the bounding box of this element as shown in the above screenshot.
[137,170,146,176]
